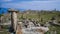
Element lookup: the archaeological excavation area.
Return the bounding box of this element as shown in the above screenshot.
[0,9,60,34]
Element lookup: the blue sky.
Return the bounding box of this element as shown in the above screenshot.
[0,0,60,13]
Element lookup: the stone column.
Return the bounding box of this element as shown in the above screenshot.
[8,9,18,33]
[16,23,22,34]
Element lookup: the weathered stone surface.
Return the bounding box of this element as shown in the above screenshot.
[16,26,22,34]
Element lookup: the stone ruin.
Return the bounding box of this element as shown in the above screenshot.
[8,9,49,34]
[18,19,49,34]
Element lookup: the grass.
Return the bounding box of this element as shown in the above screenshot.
[18,11,60,34]
[1,11,60,34]
[0,26,10,34]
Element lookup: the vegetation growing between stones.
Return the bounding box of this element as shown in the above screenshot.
[0,9,60,34]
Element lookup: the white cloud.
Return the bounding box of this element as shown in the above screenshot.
[5,0,12,1]
[1,0,12,2]
[32,0,59,1]
[1,0,60,3]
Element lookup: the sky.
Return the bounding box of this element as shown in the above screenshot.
[0,0,60,14]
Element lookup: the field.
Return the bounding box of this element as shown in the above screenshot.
[0,10,60,34]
